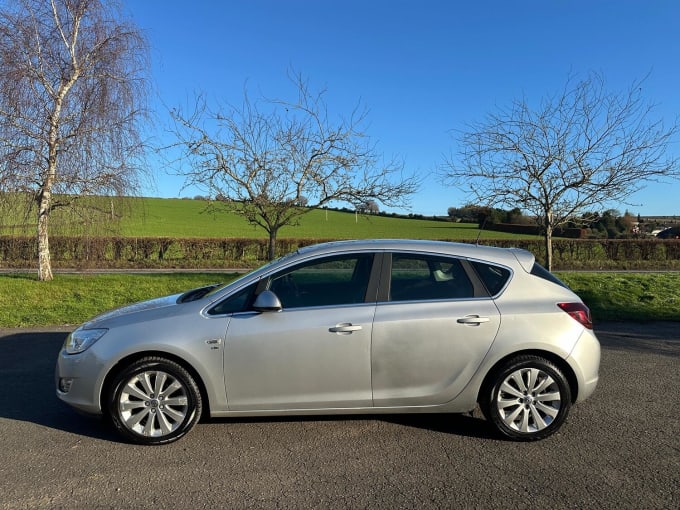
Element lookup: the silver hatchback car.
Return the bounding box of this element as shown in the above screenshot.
[56,240,600,445]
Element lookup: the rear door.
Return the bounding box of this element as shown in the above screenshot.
[371,252,501,407]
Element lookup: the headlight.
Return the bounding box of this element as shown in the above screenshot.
[64,328,108,354]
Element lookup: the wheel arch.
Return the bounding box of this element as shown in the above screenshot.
[100,351,211,420]
[478,349,579,405]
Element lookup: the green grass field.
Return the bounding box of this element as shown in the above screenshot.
[1,196,538,240]
[120,198,538,240]
[0,271,678,327]
[0,272,241,327]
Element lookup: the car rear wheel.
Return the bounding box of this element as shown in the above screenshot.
[107,357,202,445]
[481,355,572,441]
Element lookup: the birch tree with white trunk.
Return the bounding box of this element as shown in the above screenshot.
[0,0,149,280]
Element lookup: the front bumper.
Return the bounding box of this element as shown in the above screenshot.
[55,348,105,416]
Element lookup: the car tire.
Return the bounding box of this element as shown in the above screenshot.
[107,357,202,445]
[480,355,572,441]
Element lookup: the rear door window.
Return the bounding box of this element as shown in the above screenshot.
[390,254,474,301]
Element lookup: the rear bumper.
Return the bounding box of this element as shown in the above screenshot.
[568,328,601,402]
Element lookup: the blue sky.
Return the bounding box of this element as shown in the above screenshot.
[126,0,680,216]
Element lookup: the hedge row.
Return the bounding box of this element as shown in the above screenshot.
[487,223,587,238]
[1,236,680,270]
[0,236,334,269]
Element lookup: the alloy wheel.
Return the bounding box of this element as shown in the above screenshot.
[495,367,562,433]
[118,370,190,437]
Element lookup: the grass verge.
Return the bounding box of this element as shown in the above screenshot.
[0,271,678,328]
[556,272,680,322]
[0,272,241,327]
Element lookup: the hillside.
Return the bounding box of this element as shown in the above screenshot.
[118,197,538,240]
[1,196,540,240]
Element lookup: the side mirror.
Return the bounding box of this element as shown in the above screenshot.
[252,290,283,312]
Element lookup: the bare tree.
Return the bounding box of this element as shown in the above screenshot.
[169,74,418,260]
[0,0,149,280]
[440,72,679,270]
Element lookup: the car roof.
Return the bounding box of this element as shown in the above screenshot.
[295,239,534,270]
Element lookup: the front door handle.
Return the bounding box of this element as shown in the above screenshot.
[329,323,363,334]
[457,315,490,325]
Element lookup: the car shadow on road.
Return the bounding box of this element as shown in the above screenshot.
[0,330,121,442]
[207,412,499,440]
[205,404,499,439]
[382,413,499,439]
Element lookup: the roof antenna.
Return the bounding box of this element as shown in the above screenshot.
[476,215,488,245]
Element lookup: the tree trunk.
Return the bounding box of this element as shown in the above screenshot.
[37,191,53,281]
[38,132,59,281]
[544,224,553,272]
[37,76,72,281]
[267,229,278,261]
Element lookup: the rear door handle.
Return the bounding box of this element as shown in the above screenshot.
[457,315,490,325]
[329,323,363,334]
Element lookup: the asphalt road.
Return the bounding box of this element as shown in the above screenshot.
[0,322,678,510]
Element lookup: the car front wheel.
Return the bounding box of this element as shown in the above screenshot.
[107,357,202,445]
[481,355,572,441]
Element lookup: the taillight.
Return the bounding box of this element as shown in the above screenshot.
[557,302,593,329]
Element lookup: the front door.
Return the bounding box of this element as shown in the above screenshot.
[224,253,377,410]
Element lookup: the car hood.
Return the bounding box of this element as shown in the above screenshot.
[82,293,183,328]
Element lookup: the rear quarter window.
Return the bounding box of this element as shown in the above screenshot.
[470,261,511,296]
[530,263,569,288]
